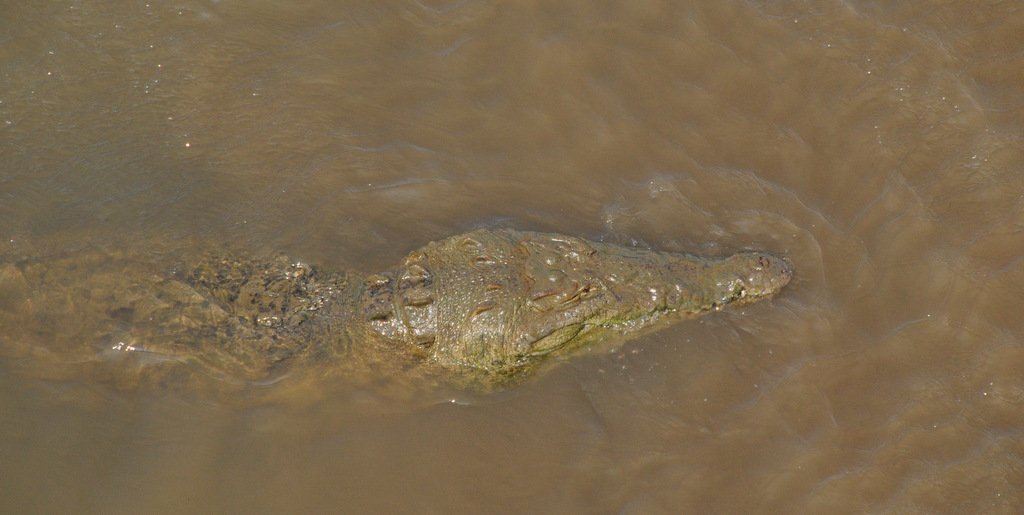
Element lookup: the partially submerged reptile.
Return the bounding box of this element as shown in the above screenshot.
[0,229,791,389]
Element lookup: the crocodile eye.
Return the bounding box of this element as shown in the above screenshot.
[578,283,598,299]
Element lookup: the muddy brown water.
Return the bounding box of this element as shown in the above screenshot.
[2,1,1023,513]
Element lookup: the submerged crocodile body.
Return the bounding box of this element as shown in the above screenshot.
[0,229,792,388]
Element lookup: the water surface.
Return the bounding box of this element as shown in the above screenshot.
[2,1,1023,513]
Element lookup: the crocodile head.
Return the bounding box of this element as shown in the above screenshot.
[360,229,792,377]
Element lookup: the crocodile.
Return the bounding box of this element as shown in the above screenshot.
[0,229,792,389]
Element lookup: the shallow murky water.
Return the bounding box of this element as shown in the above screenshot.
[2,0,1023,513]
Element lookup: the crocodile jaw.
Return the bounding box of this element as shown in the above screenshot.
[520,247,793,356]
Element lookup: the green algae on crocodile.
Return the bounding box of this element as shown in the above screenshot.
[0,229,792,389]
